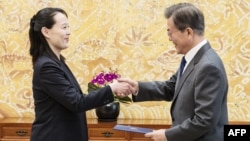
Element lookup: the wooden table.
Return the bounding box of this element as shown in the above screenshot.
[0,117,249,141]
[0,117,171,141]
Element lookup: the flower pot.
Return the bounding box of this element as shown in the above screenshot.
[95,101,120,122]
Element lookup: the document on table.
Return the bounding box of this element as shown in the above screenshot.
[113,124,153,134]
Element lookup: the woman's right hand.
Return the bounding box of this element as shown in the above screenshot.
[117,78,139,95]
[109,80,133,97]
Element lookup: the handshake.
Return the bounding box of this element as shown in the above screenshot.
[109,78,138,97]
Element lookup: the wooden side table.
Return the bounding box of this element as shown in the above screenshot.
[0,117,171,141]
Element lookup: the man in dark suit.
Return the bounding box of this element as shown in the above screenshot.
[119,3,228,141]
[29,7,131,141]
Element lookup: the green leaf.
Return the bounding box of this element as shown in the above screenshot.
[87,82,100,92]
[114,95,132,104]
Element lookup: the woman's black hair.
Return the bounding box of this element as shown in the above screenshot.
[29,7,68,67]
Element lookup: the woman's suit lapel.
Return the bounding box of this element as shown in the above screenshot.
[61,60,83,94]
[42,51,83,94]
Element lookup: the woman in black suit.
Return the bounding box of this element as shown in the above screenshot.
[29,7,131,141]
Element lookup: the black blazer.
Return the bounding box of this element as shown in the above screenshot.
[30,53,114,141]
[133,42,228,141]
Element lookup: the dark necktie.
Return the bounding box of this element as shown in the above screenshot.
[179,56,186,77]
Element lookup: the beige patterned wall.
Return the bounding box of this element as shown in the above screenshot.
[0,0,249,121]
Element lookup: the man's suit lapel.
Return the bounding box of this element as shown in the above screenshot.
[172,43,211,102]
